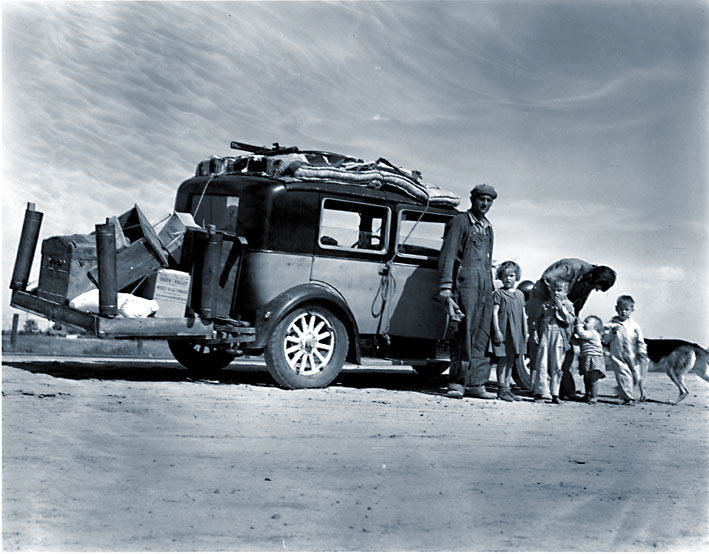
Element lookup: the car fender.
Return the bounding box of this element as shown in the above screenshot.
[253,282,361,363]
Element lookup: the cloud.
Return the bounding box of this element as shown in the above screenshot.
[497,197,672,233]
[2,1,706,345]
[653,266,686,282]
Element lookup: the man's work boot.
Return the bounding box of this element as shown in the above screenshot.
[465,385,496,399]
[446,382,464,399]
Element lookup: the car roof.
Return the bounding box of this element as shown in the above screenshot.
[178,173,460,214]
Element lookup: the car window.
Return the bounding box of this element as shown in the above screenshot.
[318,198,388,253]
[396,210,450,259]
[190,194,239,233]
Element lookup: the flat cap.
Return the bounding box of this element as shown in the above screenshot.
[470,183,497,199]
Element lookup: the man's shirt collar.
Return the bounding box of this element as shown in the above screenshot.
[467,210,491,229]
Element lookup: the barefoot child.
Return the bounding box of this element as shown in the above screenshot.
[532,279,575,404]
[603,295,648,405]
[491,261,528,401]
[574,315,606,404]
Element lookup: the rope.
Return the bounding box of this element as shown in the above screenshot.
[371,192,431,339]
[193,165,227,222]
[192,174,215,220]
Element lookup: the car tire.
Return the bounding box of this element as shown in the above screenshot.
[512,355,533,390]
[168,339,236,375]
[412,361,449,378]
[264,305,348,389]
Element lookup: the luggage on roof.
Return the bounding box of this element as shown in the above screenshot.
[194,141,460,208]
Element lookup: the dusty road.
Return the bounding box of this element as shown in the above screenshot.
[2,356,708,551]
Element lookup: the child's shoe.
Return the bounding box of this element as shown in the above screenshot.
[534,394,551,404]
[497,386,517,402]
[587,397,597,405]
[552,396,563,405]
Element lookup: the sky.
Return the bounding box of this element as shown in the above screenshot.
[2,0,707,345]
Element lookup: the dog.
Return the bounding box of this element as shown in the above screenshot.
[655,344,709,404]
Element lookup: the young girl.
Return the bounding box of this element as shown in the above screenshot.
[533,279,575,404]
[491,261,528,401]
[574,315,606,404]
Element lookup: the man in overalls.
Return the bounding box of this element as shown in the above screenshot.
[438,184,497,399]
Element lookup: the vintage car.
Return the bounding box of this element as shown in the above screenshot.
[168,142,460,388]
[10,141,531,389]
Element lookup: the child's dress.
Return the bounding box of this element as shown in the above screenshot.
[575,323,606,381]
[533,298,575,398]
[604,315,647,401]
[491,288,527,358]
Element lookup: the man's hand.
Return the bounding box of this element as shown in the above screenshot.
[439,289,452,302]
[447,297,464,322]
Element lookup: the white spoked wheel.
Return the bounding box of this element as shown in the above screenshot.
[265,305,348,389]
[284,311,335,375]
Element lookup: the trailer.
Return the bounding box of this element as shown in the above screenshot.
[10,202,255,360]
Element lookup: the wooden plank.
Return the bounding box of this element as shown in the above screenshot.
[11,290,97,334]
[97,317,215,339]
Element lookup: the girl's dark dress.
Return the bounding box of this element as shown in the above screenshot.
[491,288,527,358]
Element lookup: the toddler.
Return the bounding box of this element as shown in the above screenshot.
[491,261,528,401]
[574,315,606,404]
[532,279,575,404]
[603,295,648,405]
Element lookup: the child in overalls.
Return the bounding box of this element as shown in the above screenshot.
[603,295,648,405]
[532,279,575,404]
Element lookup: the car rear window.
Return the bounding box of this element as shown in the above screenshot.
[318,198,388,253]
[190,194,239,233]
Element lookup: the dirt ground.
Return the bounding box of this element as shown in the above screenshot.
[2,356,708,551]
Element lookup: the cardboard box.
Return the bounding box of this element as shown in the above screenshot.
[137,269,191,318]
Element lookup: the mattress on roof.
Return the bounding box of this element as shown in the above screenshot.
[195,152,460,207]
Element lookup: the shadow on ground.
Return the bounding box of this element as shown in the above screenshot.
[3,359,453,395]
[4,359,679,404]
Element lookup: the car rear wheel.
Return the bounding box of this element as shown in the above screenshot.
[168,339,236,374]
[412,361,449,378]
[264,305,348,389]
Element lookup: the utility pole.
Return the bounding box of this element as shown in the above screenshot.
[11,313,20,351]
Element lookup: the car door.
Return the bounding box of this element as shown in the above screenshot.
[386,208,452,339]
[310,197,390,334]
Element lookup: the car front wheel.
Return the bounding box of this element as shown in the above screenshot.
[264,305,348,389]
